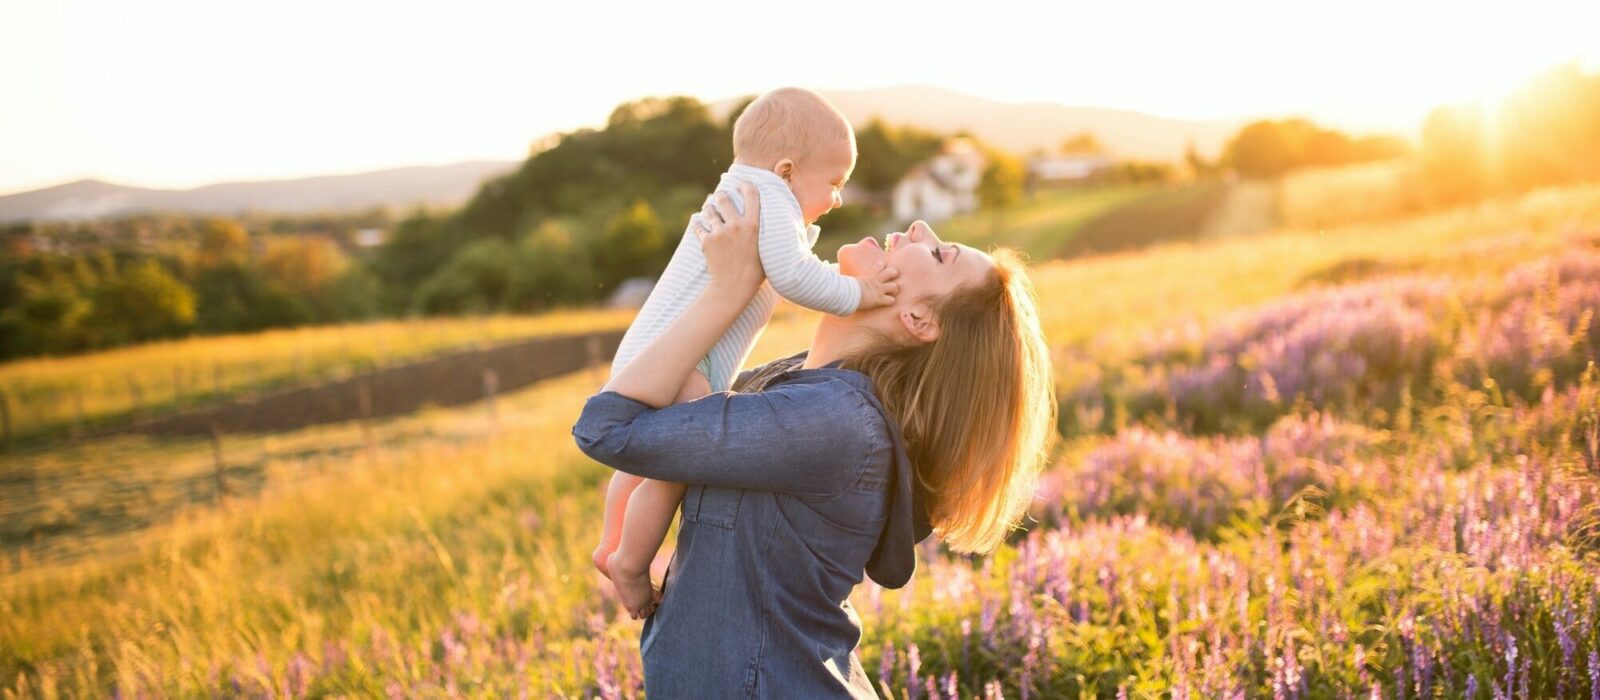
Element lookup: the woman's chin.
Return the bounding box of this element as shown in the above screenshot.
[836,238,882,277]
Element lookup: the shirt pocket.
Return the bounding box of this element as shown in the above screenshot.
[682,484,743,530]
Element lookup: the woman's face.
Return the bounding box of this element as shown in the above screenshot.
[836,220,995,343]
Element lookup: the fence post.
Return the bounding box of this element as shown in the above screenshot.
[72,388,85,440]
[210,424,228,506]
[586,335,603,387]
[0,387,11,451]
[358,380,375,457]
[483,368,499,429]
[128,378,143,422]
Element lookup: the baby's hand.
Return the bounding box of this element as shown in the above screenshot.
[855,261,899,310]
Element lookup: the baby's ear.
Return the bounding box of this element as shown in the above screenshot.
[774,158,796,181]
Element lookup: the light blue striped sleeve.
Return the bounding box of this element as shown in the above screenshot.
[753,183,861,316]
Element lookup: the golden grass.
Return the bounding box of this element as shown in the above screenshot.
[1278,159,1420,230]
[2,366,621,693]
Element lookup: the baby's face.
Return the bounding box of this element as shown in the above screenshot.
[786,143,855,225]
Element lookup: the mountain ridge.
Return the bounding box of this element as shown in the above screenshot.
[0,161,520,224]
[716,85,1251,161]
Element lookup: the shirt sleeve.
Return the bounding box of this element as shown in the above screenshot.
[754,185,862,316]
[571,378,880,498]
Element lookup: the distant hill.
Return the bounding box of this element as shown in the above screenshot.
[712,85,1248,162]
[0,160,519,224]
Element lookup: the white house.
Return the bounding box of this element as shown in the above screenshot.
[891,138,986,224]
[353,227,387,248]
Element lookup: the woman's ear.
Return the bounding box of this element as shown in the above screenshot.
[899,306,940,344]
[774,158,796,182]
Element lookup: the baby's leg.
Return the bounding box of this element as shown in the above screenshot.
[593,470,645,578]
[606,369,713,617]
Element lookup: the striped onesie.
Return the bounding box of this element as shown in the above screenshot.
[609,163,862,393]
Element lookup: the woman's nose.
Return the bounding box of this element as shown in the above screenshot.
[908,220,934,242]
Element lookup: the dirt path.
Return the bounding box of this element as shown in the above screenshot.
[1197,178,1281,241]
[116,330,623,437]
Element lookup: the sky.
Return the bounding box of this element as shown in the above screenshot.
[2,0,1598,195]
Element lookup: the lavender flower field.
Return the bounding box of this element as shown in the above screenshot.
[1062,241,1600,437]
[4,186,1600,698]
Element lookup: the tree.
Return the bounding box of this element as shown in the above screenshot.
[512,219,599,309]
[0,262,94,357]
[413,239,520,315]
[1496,63,1600,189]
[453,96,729,242]
[328,264,382,321]
[1059,131,1106,155]
[1221,120,1301,178]
[979,148,1026,209]
[590,200,665,293]
[851,119,946,192]
[1415,63,1600,202]
[1221,118,1407,178]
[191,256,313,332]
[260,236,349,321]
[372,210,459,311]
[195,218,250,267]
[86,259,195,345]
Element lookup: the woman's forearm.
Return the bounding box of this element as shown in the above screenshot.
[602,280,756,408]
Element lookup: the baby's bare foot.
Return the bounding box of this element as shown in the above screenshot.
[591,546,613,580]
[606,551,659,619]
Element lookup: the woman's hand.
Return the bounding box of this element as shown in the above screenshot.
[696,183,765,298]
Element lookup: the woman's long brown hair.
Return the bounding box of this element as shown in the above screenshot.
[839,247,1056,554]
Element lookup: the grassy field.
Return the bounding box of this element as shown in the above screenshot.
[0,309,634,446]
[1055,181,1231,259]
[4,183,1600,697]
[1278,159,1420,230]
[1029,181,1600,359]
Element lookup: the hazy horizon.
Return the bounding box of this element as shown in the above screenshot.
[4,0,1597,196]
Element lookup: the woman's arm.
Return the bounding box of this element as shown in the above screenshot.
[600,185,765,409]
[573,377,881,497]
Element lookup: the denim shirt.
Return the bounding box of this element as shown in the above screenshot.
[571,350,931,698]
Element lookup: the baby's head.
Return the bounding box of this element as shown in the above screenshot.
[733,87,857,224]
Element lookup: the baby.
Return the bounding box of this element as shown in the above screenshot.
[594,87,899,616]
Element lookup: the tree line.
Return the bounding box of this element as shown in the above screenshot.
[1417,63,1600,202]
[1213,62,1600,206]
[0,218,381,358]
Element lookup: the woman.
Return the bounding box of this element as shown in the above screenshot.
[571,183,1055,698]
